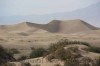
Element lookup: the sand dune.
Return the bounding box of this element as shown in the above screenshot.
[0,22,48,34]
[0,19,99,34]
[47,19,98,33]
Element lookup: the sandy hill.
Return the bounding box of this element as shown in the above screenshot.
[0,19,99,34]
[0,22,48,34]
[44,19,99,33]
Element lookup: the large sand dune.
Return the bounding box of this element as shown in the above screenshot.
[0,19,99,34]
[46,19,99,33]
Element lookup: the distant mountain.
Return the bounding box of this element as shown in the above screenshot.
[0,19,99,34]
[0,2,100,27]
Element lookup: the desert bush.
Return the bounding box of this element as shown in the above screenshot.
[80,42,90,47]
[0,45,15,65]
[55,47,68,61]
[48,43,65,53]
[30,48,47,58]
[79,57,93,66]
[67,46,79,53]
[48,39,90,53]
[46,54,55,62]
[47,46,81,62]
[85,46,100,53]
[64,59,79,66]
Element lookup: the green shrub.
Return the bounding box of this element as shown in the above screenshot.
[48,39,90,53]
[30,48,47,58]
[86,46,100,53]
[48,43,65,53]
[46,54,55,62]
[67,47,79,53]
[79,57,93,66]
[47,46,81,62]
[64,59,79,66]
[55,47,68,61]
[0,45,14,65]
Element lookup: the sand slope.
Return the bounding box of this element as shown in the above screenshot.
[47,19,98,33]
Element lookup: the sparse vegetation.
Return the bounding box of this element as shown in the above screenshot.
[48,39,90,53]
[2,39,100,66]
[30,48,47,58]
[67,46,79,53]
[55,47,68,61]
[0,45,15,65]
[79,57,93,66]
[64,59,79,66]
[47,39,94,66]
[85,46,100,53]
[47,45,82,63]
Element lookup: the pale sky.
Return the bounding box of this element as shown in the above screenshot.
[0,0,100,16]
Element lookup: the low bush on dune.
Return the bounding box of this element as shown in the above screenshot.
[47,39,100,66]
[67,47,79,53]
[0,45,15,65]
[84,46,100,53]
[48,39,90,53]
[30,48,47,58]
[47,46,82,62]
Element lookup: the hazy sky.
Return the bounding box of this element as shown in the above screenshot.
[0,0,100,16]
